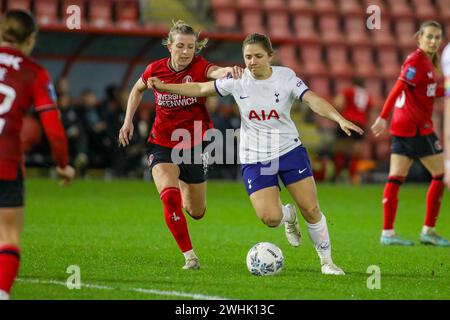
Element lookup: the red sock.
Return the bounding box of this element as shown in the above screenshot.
[0,244,20,294]
[333,153,346,178]
[424,175,444,228]
[382,176,405,230]
[348,156,359,179]
[160,187,193,253]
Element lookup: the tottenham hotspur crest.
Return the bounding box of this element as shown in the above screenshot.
[274,91,280,103]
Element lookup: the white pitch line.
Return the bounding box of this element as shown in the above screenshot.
[16,278,230,300]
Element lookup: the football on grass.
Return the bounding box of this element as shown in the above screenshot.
[246,242,284,276]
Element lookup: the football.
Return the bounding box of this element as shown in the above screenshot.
[246,242,284,276]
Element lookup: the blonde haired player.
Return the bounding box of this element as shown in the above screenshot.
[148,33,363,275]
[119,20,242,270]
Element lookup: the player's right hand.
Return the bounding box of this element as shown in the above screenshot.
[371,117,387,137]
[56,165,75,186]
[118,121,134,147]
[147,77,163,89]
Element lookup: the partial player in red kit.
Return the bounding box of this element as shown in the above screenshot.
[118,21,242,269]
[333,78,373,184]
[371,21,448,247]
[0,10,75,300]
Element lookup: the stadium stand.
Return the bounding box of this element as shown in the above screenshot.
[1,0,448,181]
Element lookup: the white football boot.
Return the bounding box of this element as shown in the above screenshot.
[182,257,200,270]
[0,290,10,300]
[284,204,301,247]
[321,263,345,275]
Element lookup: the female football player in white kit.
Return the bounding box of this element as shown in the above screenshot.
[148,33,363,275]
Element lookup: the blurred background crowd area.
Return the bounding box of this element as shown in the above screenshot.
[4,0,450,183]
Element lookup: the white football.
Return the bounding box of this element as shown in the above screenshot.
[246,242,284,276]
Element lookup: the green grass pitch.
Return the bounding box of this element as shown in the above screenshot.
[12,178,450,299]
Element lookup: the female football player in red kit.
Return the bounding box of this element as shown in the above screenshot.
[0,10,75,299]
[119,21,242,269]
[371,21,448,247]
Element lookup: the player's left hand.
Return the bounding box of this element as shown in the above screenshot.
[227,66,244,79]
[339,119,364,137]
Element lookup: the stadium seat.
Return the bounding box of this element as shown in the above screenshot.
[116,0,140,29]
[394,19,417,50]
[318,14,345,45]
[236,0,260,10]
[361,0,386,12]
[313,0,337,15]
[262,0,287,11]
[308,76,331,99]
[35,0,59,26]
[6,0,30,10]
[211,0,235,8]
[286,0,312,13]
[437,0,450,20]
[213,8,239,31]
[378,48,400,79]
[299,44,327,77]
[371,19,396,47]
[275,45,301,74]
[292,13,319,43]
[241,11,266,34]
[89,0,113,28]
[386,0,414,19]
[267,11,292,38]
[352,47,377,78]
[62,0,86,26]
[326,45,352,78]
[411,0,439,20]
[337,0,363,16]
[344,15,370,46]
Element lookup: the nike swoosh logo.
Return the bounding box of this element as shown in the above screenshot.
[299,168,307,174]
[239,96,249,99]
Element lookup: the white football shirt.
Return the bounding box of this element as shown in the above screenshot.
[214,66,309,163]
[442,42,450,97]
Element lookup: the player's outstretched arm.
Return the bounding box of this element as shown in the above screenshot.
[119,78,146,147]
[303,90,364,136]
[371,80,408,137]
[207,65,243,80]
[39,109,75,186]
[148,77,217,97]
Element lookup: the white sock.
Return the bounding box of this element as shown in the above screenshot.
[382,229,395,237]
[277,204,294,227]
[183,249,197,260]
[422,226,435,235]
[0,290,10,300]
[306,213,332,265]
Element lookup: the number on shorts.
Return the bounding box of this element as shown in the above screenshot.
[0,83,17,134]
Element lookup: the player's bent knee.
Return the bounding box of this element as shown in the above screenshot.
[185,207,206,220]
[259,213,280,228]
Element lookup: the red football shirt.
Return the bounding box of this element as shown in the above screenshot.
[390,49,438,137]
[340,86,373,127]
[0,47,60,179]
[141,56,214,149]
